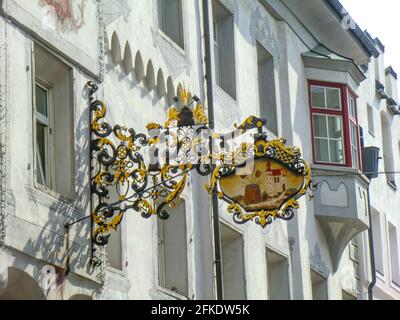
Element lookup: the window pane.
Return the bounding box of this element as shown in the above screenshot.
[36,85,48,117]
[350,123,358,145]
[329,140,345,164]
[327,116,343,139]
[158,201,188,297]
[258,43,277,135]
[314,138,329,162]
[159,0,184,49]
[352,147,358,169]
[349,96,356,118]
[221,223,246,299]
[350,123,359,168]
[311,86,325,108]
[313,115,328,138]
[213,0,236,99]
[36,122,47,185]
[326,88,341,110]
[367,104,374,134]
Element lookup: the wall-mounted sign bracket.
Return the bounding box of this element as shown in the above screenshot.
[85,81,312,260]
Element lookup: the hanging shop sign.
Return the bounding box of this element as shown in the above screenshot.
[87,81,312,246]
[210,138,311,228]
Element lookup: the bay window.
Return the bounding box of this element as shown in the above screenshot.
[309,81,361,170]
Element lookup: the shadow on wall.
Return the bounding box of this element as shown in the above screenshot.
[0,267,46,300]
[18,85,101,300]
[106,31,177,106]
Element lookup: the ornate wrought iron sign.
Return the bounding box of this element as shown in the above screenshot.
[87,81,312,246]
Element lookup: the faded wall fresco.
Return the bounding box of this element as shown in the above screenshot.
[38,0,86,32]
[3,0,99,74]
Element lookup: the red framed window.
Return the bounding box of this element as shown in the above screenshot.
[308,80,362,170]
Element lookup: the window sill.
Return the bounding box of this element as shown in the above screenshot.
[311,164,371,185]
[26,184,82,218]
[368,130,375,138]
[376,270,385,282]
[155,286,189,301]
[105,265,126,277]
[156,29,186,57]
[387,180,397,191]
[33,182,75,203]
[215,84,237,107]
[390,281,400,293]
[311,164,359,174]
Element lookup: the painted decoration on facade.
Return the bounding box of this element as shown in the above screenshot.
[219,159,304,212]
[39,0,86,32]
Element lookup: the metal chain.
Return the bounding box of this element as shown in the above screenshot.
[0,0,9,246]
[97,0,105,99]
[94,0,106,286]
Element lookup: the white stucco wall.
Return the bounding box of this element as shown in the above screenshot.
[0,0,399,301]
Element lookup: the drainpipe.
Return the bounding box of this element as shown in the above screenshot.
[202,0,224,300]
[367,187,376,300]
[362,146,380,299]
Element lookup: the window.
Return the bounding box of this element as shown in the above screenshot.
[388,223,400,286]
[348,94,359,169]
[106,226,123,270]
[266,249,290,300]
[367,104,375,136]
[381,113,396,188]
[158,0,184,49]
[312,114,344,164]
[158,200,188,297]
[359,126,365,149]
[213,0,236,99]
[257,42,277,135]
[33,44,74,199]
[342,290,357,300]
[371,209,384,275]
[310,270,328,300]
[35,84,51,188]
[105,187,123,270]
[347,237,361,294]
[349,238,360,282]
[309,81,361,169]
[220,223,246,299]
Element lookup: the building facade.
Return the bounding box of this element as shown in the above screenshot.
[0,0,399,300]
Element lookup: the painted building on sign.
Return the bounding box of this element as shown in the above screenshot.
[0,0,399,300]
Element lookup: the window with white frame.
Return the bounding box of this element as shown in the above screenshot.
[220,223,246,300]
[158,0,184,49]
[367,104,375,136]
[380,113,396,187]
[257,42,277,135]
[348,94,359,169]
[212,0,236,100]
[371,209,384,275]
[266,248,290,300]
[309,81,361,169]
[312,113,344,164]
[34,83,51,188]
[388,223,400,286]
[158,200,188,297]
[33,44,74,199]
